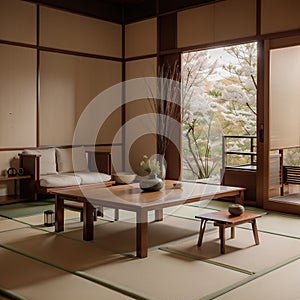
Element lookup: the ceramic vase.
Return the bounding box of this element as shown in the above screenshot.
[139,173,164,192]
[228,204,245,216]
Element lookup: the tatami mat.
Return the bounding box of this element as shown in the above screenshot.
[214,259,300,300]
[0,227,128,272]
[1,201,300,300]
[84,250,248,300]
[161,228,300,274]
[0,248,133,300]
[63,215,200,254]
[165,204,215,220]
[203,200,268,215]
[0,200,54,219]
[0,217,28,232]
[253,212,300,238]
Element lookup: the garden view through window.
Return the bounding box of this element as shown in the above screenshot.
[181,42,258,181]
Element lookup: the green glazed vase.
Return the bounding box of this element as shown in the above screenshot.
[139,173,164,192]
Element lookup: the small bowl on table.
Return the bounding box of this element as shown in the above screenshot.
[113,172,136,184]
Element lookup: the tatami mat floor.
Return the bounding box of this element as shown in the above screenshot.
[0,200,299,300]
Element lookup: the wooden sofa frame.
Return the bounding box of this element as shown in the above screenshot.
[19,149,116,220]
[19,149,114,199]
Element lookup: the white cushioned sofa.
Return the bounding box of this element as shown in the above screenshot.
[19,147,113,200]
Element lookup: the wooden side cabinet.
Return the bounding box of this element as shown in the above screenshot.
[0,175,32,205]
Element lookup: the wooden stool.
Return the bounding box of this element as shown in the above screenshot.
[195,210,261,254]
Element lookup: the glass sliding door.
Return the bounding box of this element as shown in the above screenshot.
[181,42,258,203]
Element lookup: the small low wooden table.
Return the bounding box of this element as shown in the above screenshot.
[196,210,261,254]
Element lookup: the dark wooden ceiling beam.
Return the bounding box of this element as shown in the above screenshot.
[26,0,221,24]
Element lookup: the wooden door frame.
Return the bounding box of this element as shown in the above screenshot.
[256,39,270,208]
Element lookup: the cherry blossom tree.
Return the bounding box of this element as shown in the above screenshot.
[182,42,257,180]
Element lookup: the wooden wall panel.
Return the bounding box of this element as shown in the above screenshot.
[40,6,122,57]
[177,5,214,48]
[0,44,37,148]
[214,0,256,41]
[40,52,122,146]
[125,18,157,58]
[125,58,157,173]
[261,0,300,34]
[0,151,20,175]
[124,97,157,174]
[126,57,157,79]
[270,35,300,49]
[159,13,177,51]
[178,0,256,48]
[0,0,36,44]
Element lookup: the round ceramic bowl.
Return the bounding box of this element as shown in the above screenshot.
[228,204,245,216]
[113,172,136,184]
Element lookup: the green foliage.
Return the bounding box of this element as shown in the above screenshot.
[284,148,300,166]
[140,155,161,175]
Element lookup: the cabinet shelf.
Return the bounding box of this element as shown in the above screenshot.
[0,195,31,205]
[0,175,31,181]
[0,175,32,205]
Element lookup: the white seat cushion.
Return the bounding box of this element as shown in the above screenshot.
[23,148,57,175]
[66,171,111,185]
[40,174,81,188]
[56,147,89,173]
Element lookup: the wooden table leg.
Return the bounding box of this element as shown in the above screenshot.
[251,219,260,245]
[55,194,64,232]
[136,209,148,258]
[219,224,226,254]
[97,206,104,217]
[114,208,119,221]
[197,219,207,247]
[155,209,163,222]
[235,190,245,205]
[230,226,235,239]
[83,201,94,241]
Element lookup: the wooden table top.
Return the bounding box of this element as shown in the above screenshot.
[51,180,245,210]
[195,210,261,224]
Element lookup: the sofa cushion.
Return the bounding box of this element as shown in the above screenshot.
[70,171,111,184]
[23,148,57,175]
[56,147,88,173]
[40,174,81,188]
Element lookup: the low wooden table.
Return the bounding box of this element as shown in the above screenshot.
[52,181,245,258]
[196,210,261,254]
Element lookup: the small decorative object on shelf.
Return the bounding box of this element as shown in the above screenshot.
[7,167,18,177]
[18,168,25,176]
[228,204,245,216]
[44,210,55,226]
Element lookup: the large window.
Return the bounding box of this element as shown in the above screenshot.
[181,42,257,181]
